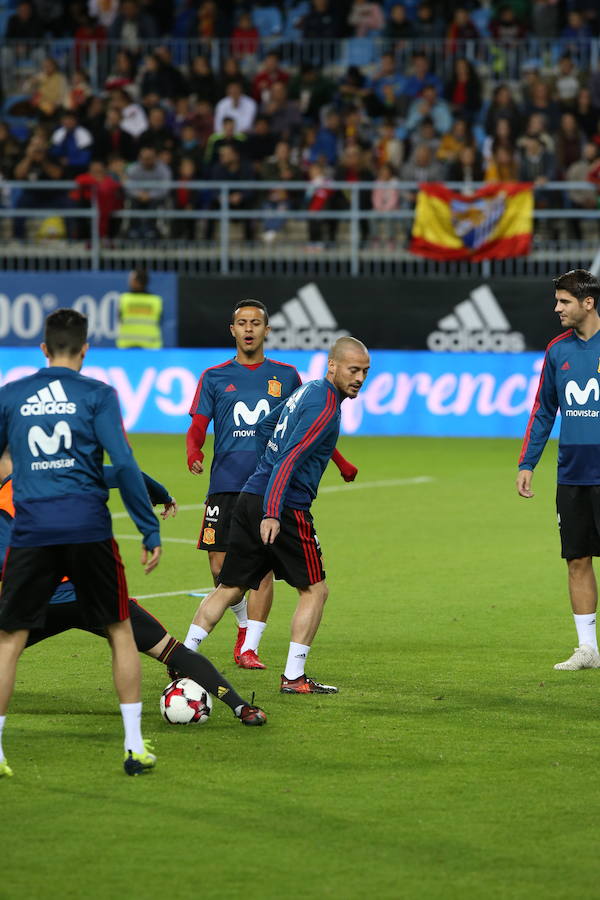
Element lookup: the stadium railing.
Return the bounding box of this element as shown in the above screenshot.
[1,36,599,97]
[2,179,599,277]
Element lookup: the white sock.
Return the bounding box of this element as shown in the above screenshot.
[241,620,266,654]
[0,715,5,759]
[284,642,311,680]
[231,598,248,628]
[184,624,208,651]
[574,613,598,651]
[120,702,144,755]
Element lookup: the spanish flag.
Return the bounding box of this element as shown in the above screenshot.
[410,183,533,261]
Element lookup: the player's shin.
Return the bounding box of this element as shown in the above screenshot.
[106,620,145,754]
[0,628,29,714]
[241,619,267,655]
[184,585,245,650]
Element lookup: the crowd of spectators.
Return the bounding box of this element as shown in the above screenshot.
[1,0,600,244]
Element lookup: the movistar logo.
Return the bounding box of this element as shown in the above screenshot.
[565,378,600,406]
[20,379,76,416]
[233,399,270,427]
[28,421,72,457]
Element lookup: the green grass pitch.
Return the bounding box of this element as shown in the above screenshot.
[2,433,599,900]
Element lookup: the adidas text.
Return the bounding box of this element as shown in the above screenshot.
[427,331,525,353]
[20,400,76,416]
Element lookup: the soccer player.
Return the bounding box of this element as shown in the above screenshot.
[0,454,266,730]
[518,269,600,670]
[0,309,161,778]
[184,336,370,693]
[187,299,357,670]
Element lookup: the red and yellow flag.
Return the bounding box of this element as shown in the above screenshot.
[410,182,533,261]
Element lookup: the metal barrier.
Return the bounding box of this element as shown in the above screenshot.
[1,36,599,98]
[1,179,599,277]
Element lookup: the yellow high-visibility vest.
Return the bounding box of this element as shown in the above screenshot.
[116,292,163,349]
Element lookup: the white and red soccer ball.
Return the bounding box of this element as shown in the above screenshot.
[160,678,213,725]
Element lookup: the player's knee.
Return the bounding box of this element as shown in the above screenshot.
[315,581,329,605]
[567,555,593,573]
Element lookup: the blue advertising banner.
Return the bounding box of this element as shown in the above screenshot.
[0,348,556,438]
[0,272,177,347]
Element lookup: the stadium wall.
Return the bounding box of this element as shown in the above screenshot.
[0,347,556,440]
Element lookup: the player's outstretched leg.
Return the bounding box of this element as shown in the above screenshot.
[0,628,29,778]
[155,636,266,726]
[280,582,338,695]
[106,619,156,775]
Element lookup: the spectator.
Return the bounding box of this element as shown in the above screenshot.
[260,140,302,182]
[49,110,94,177]
[214,81,257,134]
[517,112,555,155]
[104,49,137,95]
[302,0,339,40]
[204,116,247,167]
[252,0,283,38]
[490,5,526,41]
[186,100,214,150]
[405,84,452,136]
[244,116,277,169]
[437,118,474,168]
[530,0,559,39]
[6,1,44,40]
[482,117,515,165]
[574,88,598,140]
[342,107,372,150]
[384,3,415,46]
[347,0,385,37]
[371,162,400,244]
[555,112,584,177]
[29,57,68,119]
[413,2,445,39]
[108,0,158,46]
[171,156,200,240]
[260,144,303,245]
[373,119,404,169]
[139,106,180,155]
[0,123,22,178]
[518,135,555,185]
[524,80,560,133]
[485,84,522,137]
[288,63,336,122]
[484,145,518,182]
[444,58,482,121]
[400,144,444,200]
[403,53,443,100]
[189,0,218,39]
[219,57,248,95]
[561,9,591,44]
[446,7,479,52]
[153,46,187,99]
[261,82,302,142]
[70,159,123,238]
[566,142,600,214]
[88,0,119,30]
[309,110,342,167]
[369,53,405,109]
[305,161,335,245]
[65,69,93,112]
[13,134,67,239]
[206,144,256,242]
[187,56,219,105]
[74,12,106,64]
[124,146,171,239]
[231,11,260,57]
[111,87,148,138]
[93,104,138,162]
[252,52,290,105]
[408,116,440,157]
[177,122,205,171]
[338,65,371,109]
[552,55,582,111]
[446,145,484,185]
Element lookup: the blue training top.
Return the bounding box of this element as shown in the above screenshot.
[519,328,600,484]
[244,378,342,519]
[0,366,160,549]
[189,357,301,494]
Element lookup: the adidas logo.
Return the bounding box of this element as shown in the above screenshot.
[20,380,77,417]
[225,383,237,392]
[266,283,349,350]
[427,285,525,353]
[561,361,570,370]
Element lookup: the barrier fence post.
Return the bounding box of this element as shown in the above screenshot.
[350,184,360,277]
[219,185,229,275]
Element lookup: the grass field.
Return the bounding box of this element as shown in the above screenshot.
[3,433,599,900]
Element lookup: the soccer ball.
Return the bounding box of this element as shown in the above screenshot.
[160,678,213,725]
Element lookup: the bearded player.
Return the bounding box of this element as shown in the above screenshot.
[186,300,357,670]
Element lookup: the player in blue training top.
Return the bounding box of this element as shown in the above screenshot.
[0,308,161,779]
[518,269,600,671]
[184,336,370,694]
[186,299,358,670]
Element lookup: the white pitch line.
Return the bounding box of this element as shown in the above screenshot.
[111,476,433,519]
[114,533,198,546]
[134,588,213,600]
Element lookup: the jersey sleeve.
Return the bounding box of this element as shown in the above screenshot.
[186,413,210,468]
[188,369,215,418]
[93,388,161,550]
[518,347,559,470]
[103,465,171,505]
[263,391,338,520]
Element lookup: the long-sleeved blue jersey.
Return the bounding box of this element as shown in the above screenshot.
[519,329,600,483]
[0,366,160,549]
[244,378,341,518]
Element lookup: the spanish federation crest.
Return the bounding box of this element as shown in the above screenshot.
[268,378,282,398]
[203,527,216,545]
[451,192,506,250]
